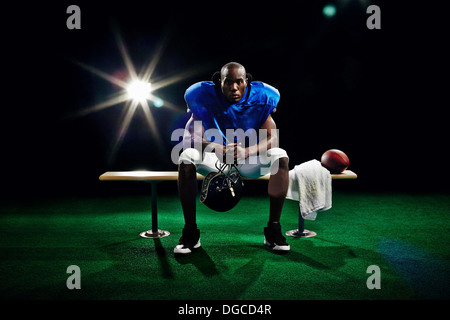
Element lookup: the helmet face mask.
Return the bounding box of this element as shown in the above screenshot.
[200,166,244,212]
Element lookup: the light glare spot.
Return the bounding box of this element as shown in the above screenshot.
[127,80,152,102]
[323,4,337,18]
[152,96,164,108]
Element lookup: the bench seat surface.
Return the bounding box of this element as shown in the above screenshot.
[99,170,357,181]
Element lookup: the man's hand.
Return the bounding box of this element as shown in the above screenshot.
[226,143,248,163]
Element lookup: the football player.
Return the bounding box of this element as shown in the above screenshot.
[175,62,290,254]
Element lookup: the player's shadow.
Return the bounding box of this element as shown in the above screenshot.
[174,247,220,277]
[246,242,335,270]
[172,245,270,299]
[285,237,382,271]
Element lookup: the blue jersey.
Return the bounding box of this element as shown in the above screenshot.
[184,81,280,146]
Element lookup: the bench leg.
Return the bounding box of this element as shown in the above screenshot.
[140,181,170,239]
[285,208,317,238]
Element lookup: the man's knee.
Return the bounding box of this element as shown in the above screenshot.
[267,148,289,175]
[178,148,200,181]
[178,163,197,183]
[277,157,289,171]
[179,148,201,166]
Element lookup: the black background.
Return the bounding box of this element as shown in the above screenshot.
[1,1,447,198]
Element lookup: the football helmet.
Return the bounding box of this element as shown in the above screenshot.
[200,163,244,212]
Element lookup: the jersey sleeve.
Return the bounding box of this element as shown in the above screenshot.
[184,81,213,121]
[263,82,280,114]
[184,82,201,113]
[258,82,280,127]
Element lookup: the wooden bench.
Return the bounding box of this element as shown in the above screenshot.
[99,170,357,239]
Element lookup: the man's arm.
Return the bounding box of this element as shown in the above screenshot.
[183,113,226,157]
[231,114,279,161]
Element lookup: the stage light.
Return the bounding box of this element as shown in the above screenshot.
[71,27,205,165]
[323,4,336,18]
[127,80,152,102]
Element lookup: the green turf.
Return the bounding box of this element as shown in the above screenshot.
[0,191,449,300]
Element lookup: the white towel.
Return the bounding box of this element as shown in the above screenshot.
[286,159,332,221]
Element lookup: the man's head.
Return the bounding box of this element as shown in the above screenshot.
[220,62,248,103]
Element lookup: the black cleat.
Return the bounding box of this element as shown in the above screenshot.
[264,223,290,252]
[174,227,201,255]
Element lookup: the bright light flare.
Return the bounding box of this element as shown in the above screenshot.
[69,26,205,166]
[126,80,152,102]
